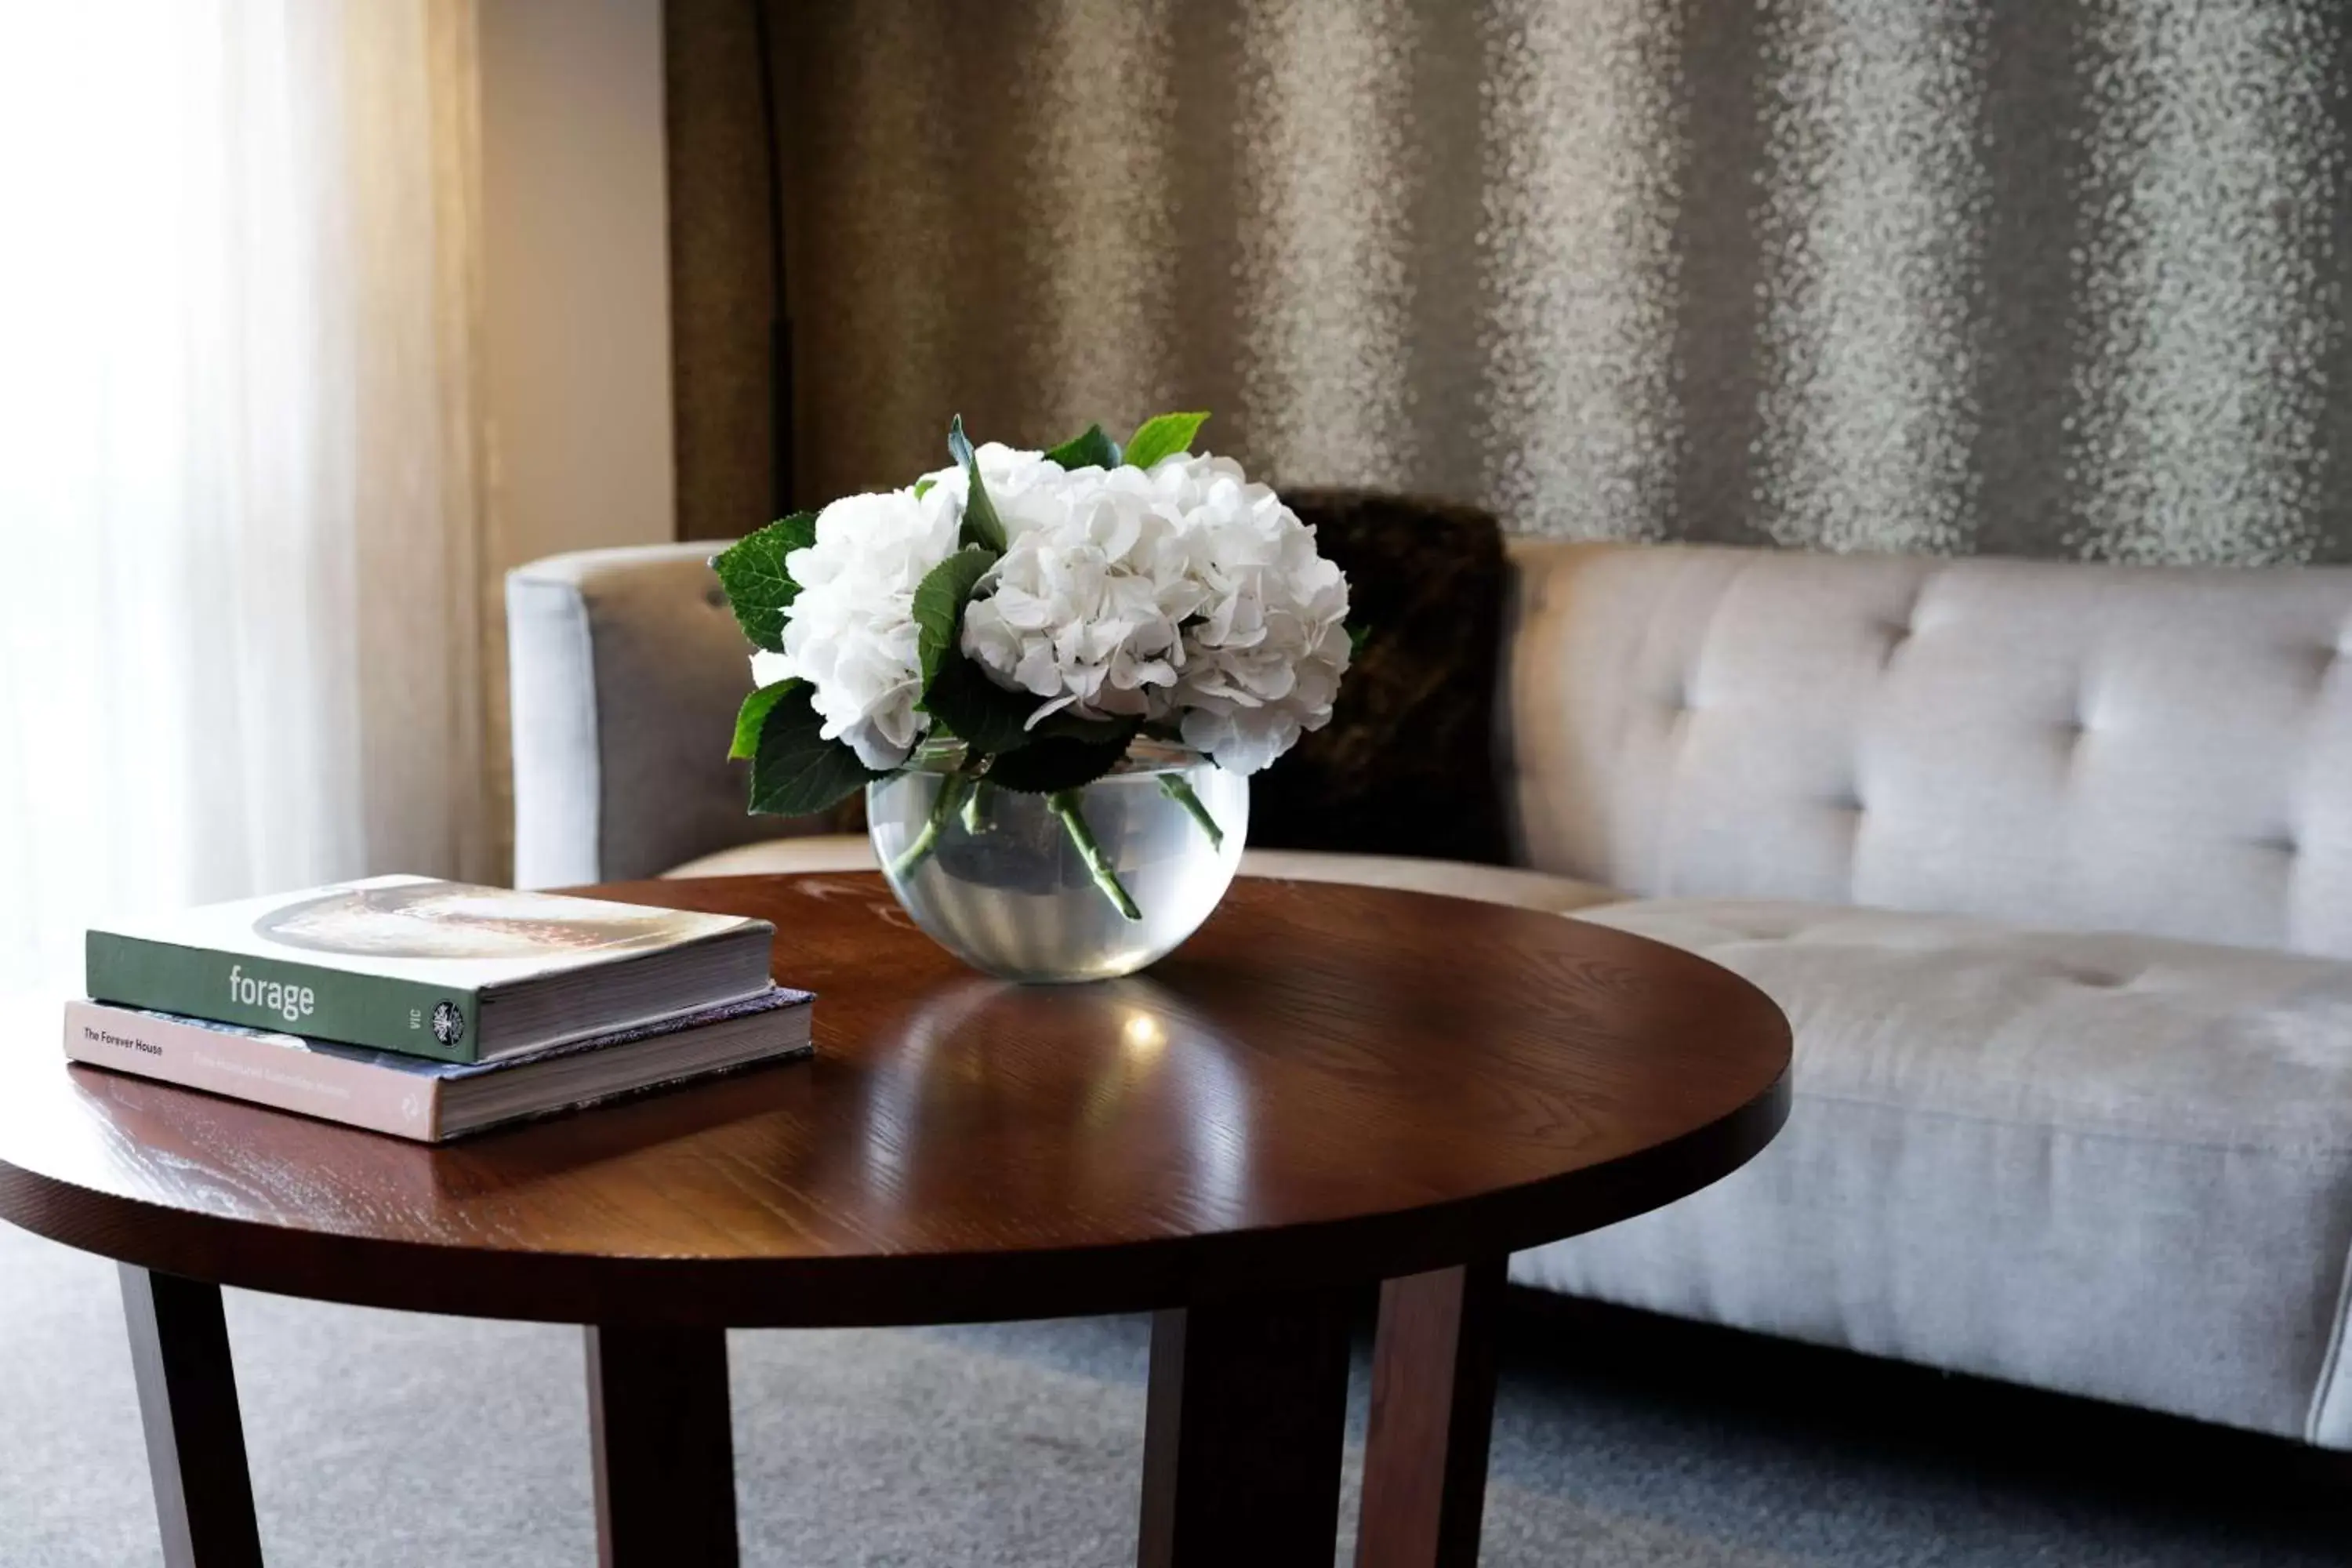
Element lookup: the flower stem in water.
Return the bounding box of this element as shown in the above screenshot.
[888,769,973,883]
[1047,788,1141,921]
[960,779,990,835]
[1156,774,1224,851]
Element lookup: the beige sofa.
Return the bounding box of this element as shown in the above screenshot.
[509,537,2352,1448]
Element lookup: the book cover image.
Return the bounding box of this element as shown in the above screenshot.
[101,875,761,989]
[253,880,729,964]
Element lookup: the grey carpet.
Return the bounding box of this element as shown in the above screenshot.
[2,1221,2343,1566]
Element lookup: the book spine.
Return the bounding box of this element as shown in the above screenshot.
[62,1002,441,1142]
[84,933,484,1063]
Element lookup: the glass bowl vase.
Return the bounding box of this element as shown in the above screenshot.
[867,739,1247,983]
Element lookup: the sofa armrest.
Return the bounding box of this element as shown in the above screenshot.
[506,544,803,887]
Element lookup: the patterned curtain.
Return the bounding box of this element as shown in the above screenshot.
[775,0,2350,564]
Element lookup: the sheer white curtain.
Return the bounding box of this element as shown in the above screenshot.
[0,1,495,989]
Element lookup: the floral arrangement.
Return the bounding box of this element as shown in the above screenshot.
[713,412,1352,917]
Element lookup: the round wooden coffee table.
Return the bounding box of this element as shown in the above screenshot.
[0,873,1788,1568]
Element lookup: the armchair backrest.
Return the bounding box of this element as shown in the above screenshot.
[506,544,811,887]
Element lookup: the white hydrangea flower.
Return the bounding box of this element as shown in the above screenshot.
[1153,454,1352,775]
[950,448,1348,775]
[749,648,793,689]
[753,434,1348,782]
[959,463,1210,728]
[750,485,957,770]
[913,441,1060,523]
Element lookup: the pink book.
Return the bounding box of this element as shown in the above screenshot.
[62,988,811,1142]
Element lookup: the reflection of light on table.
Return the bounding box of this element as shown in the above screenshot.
[856,981,1252,1226]
[1122,1011,1167,1057]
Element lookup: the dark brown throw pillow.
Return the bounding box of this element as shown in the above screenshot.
[1246,490,1511,866]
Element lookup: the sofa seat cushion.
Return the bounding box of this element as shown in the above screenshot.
[1519,898,2352,1445]
[663,837,1623,916]
[666,833,885,878]
[1235,850,1620,913]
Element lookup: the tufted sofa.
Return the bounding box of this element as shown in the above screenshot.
[508,537,2352,1448]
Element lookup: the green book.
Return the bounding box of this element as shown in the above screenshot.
[85,876,776,1065]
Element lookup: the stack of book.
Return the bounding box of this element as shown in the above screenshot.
[64,875,811,1142]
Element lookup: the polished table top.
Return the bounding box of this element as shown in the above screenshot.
[0,874,1790,1327]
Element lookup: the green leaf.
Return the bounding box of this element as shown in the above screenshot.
[1123,411,1210,471]
[1042,423,1121,470]
[711,512,818,652]
[947,415,1007,554]
[923,647,1040,755]
[985,723,1139,795]
[912,546,996,690]
[746,679,885,815]
[913,477,936,500]
[1347,622,1370,656]
[1033,709,1139,746]
[729,681,793,760]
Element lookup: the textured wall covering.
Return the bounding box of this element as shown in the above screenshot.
[771,0,2352,563]
[663,0,775,542]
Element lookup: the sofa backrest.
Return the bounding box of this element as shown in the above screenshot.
[1499,541,2352,958]
[508,543,820,887]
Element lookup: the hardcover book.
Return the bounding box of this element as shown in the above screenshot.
[64,990,813,1142]
[85,876,776,1063]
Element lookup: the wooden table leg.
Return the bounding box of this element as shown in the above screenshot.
[1355,1258,1506,1568]
[585,1327,738,1568]
[1137,1287,1352,1568]
[119,1265,263,1568]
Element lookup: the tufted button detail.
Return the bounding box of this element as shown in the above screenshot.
[1891,588,1929,637]
[1875,621,1915,673]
